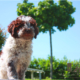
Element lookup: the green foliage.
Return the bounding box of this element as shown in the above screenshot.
[0,27,6,51]
[23,0,28,3]
[17,0,75,33]
[17,0,35,17]
[25,56,80,79]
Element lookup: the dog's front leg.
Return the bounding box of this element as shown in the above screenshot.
[18,64,27,80]
[7,60,18,79]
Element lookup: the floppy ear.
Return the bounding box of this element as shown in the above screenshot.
[34,26,39,38]
[29,18,39,38]
[8,19,25,38]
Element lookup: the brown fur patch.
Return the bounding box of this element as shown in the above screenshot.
[8,19,26,38]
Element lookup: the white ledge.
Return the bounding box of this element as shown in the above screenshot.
[27,68,44,73]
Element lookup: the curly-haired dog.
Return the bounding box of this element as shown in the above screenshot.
[0,15,38,79]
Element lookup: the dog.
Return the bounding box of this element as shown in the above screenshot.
[0,15,39,79]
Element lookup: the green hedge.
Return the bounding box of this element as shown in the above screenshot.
[25,56,80,79]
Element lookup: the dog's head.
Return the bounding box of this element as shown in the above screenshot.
[8,15,39,40]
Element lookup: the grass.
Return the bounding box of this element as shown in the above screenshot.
[25,79,67,80]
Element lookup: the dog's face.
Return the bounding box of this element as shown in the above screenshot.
[8,15,39,40]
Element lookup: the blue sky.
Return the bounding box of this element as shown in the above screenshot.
[0,0,80,61]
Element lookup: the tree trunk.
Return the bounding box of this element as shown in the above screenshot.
[49,30,53,80]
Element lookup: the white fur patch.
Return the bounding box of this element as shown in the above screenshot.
[18,28,24,37]
[18,15,32,22]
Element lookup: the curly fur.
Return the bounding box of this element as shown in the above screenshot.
[0,15,38,79]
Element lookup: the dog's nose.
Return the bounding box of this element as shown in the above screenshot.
[23,28,32,34]
[25,28,31,33]
[26,29,30,33]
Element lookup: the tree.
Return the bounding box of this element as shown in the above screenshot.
[0,26,6,52]
[17,0,75,79]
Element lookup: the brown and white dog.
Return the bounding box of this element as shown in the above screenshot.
[0,15,38,79]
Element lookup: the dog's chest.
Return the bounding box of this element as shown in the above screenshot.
[16,46,31,57]
[11,43,32,64]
